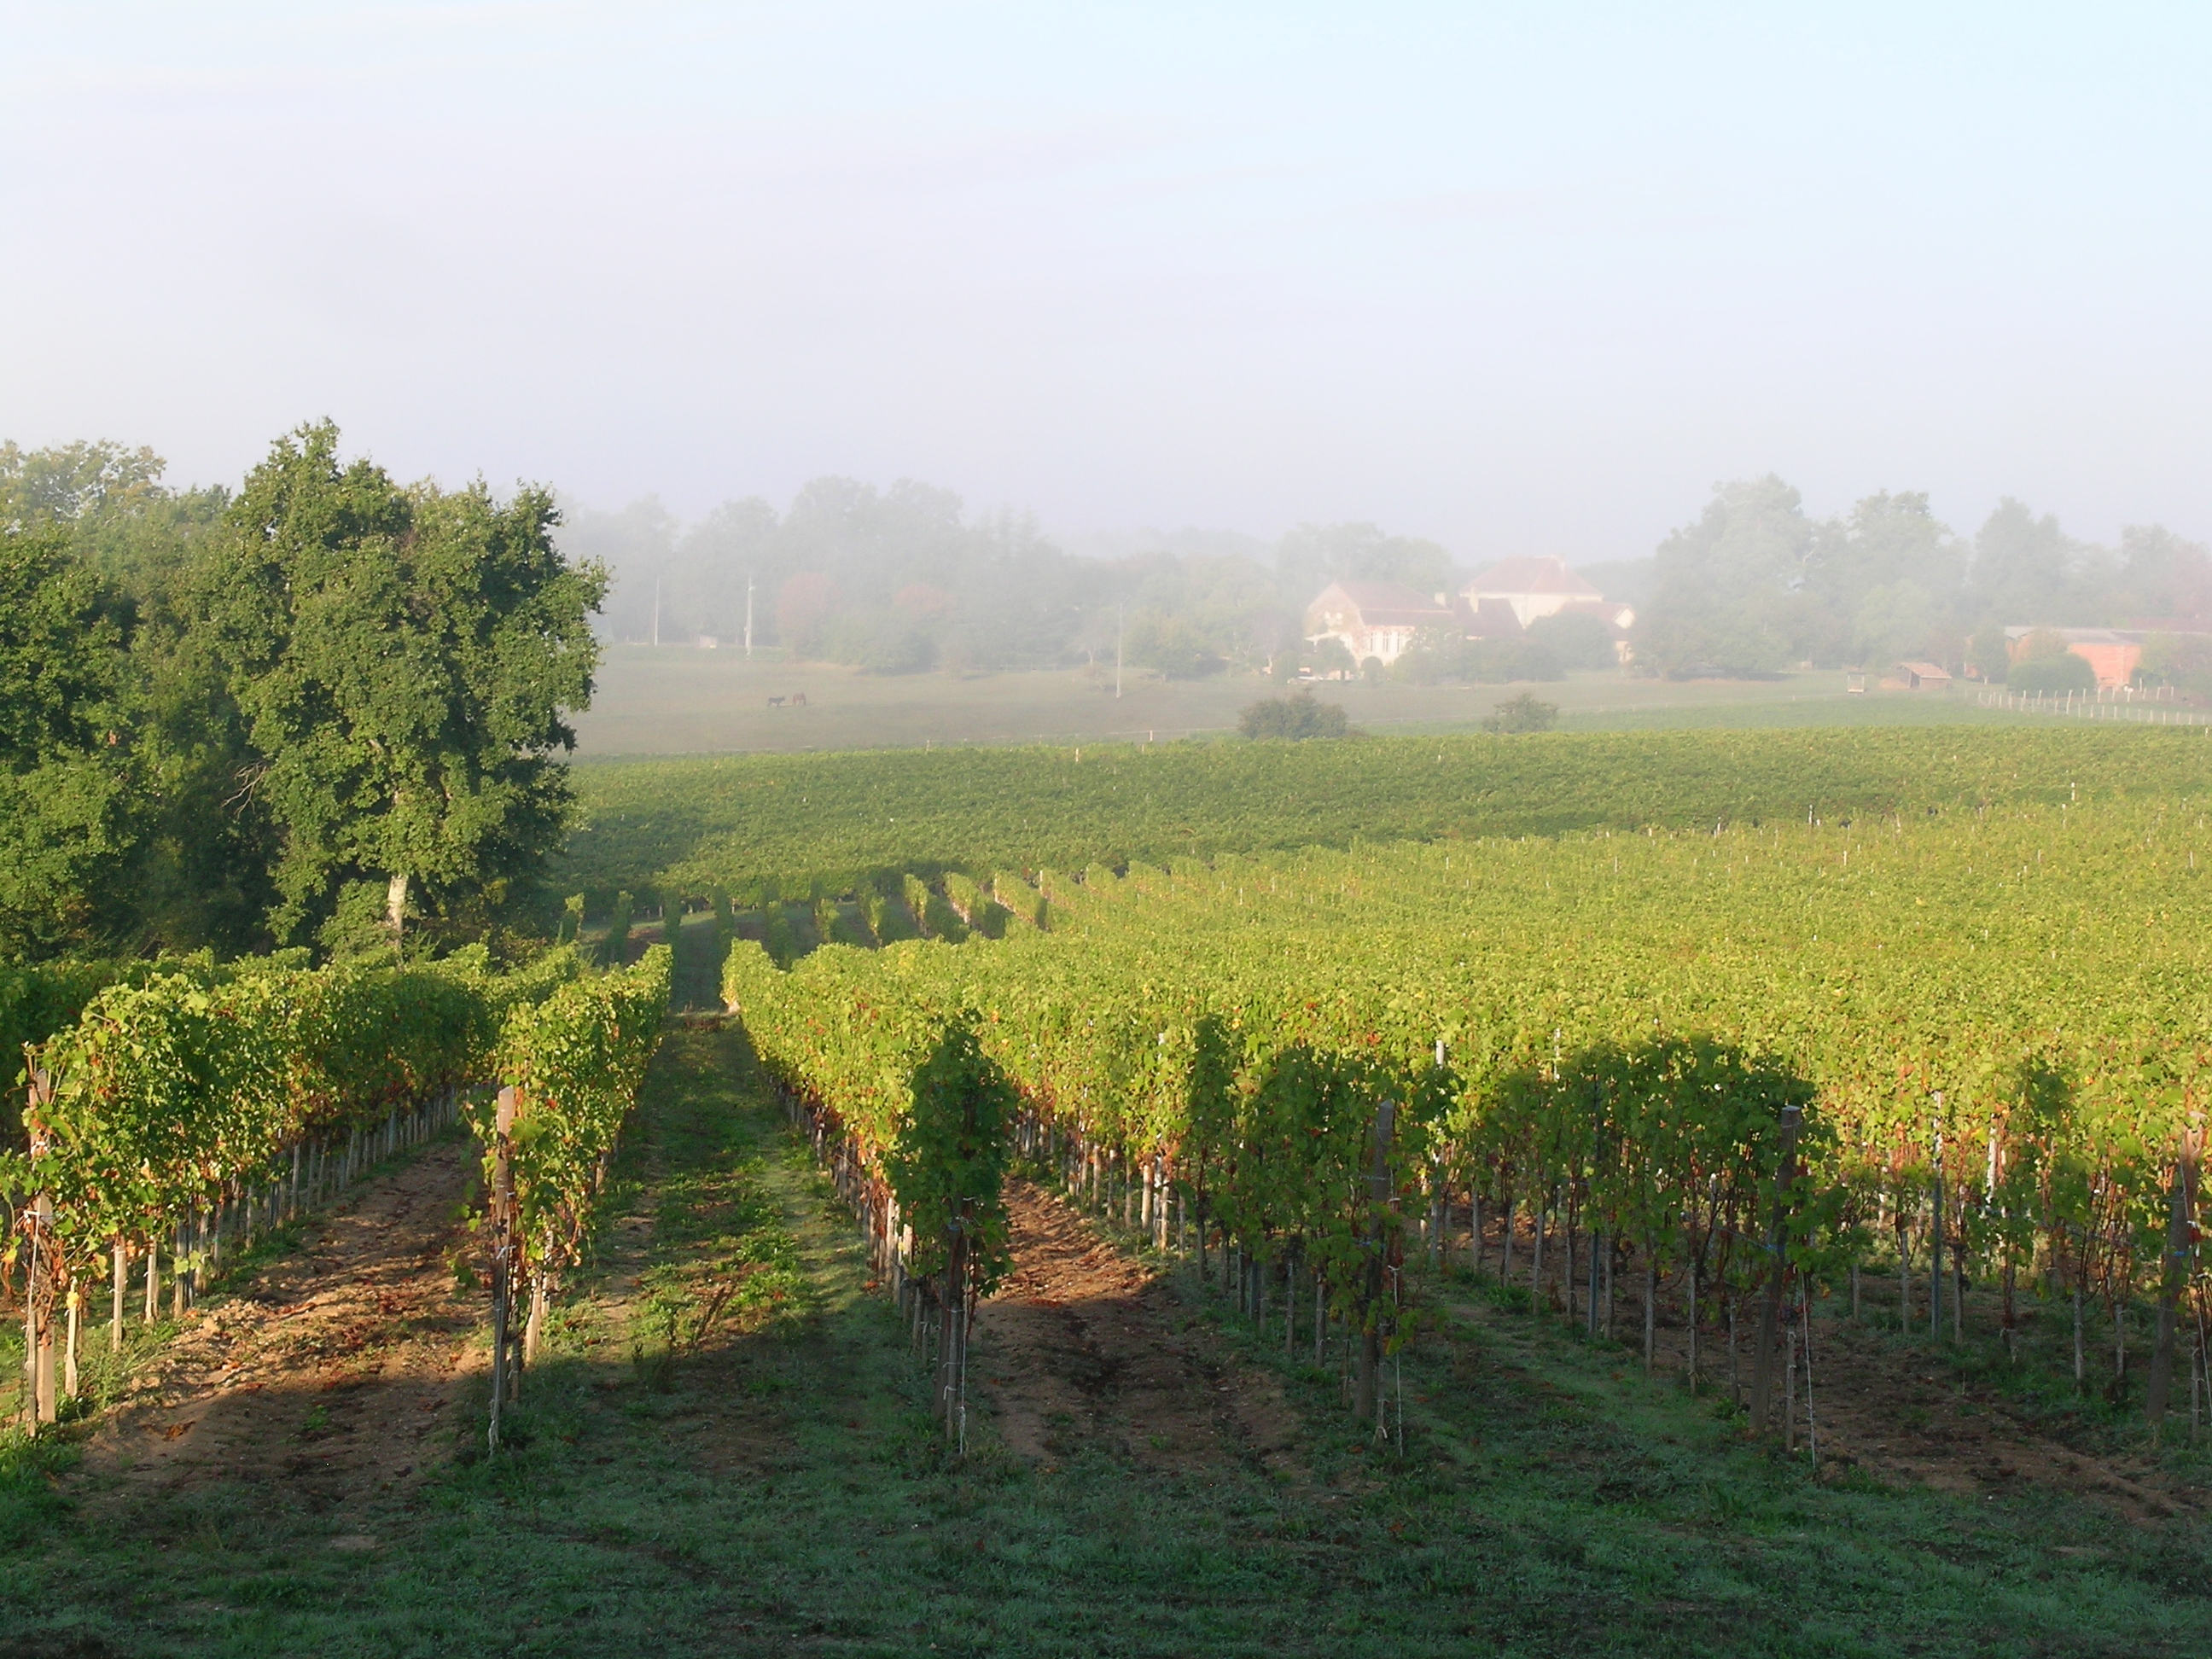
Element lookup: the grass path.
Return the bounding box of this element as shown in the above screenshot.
[3,1027,2210,1656]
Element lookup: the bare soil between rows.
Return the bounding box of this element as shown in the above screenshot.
[975,1181,1300,1475]
[69,1138,485,1515]
[50,1115,2204,1536]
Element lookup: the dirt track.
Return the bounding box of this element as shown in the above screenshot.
[975,1181,1299,1472]
[72,1138,485,1512]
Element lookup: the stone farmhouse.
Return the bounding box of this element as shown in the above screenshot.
[1304,556,1633,669]
[1302,581,1458,667]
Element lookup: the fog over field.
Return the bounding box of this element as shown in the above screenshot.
[9,5,2212,569]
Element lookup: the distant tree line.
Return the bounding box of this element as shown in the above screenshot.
[583,473,2212,692]
[564,489,1472,681]
[1637,477,2212,683]
[0,427,603,963]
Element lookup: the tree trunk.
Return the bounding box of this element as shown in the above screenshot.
[2146,1150,2197,1429]
[387,870,410,946]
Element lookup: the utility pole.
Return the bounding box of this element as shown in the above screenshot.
[1115,604,1124,700]
[652,575,661,648]
[744,573,754,660]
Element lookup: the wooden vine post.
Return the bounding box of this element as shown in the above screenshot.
[1749,1100,1803,1435]
[936,1205,970,1447]
[488,1084,520,1452]
[2145,1126,2200,1433]
[1356,1097,1396,1427]
[22,1056,56,1428]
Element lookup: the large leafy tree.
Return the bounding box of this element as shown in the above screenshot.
[195,423,606,954]
[1637,475,1813,677]
[3,439,278,954]
[0,529,145,957]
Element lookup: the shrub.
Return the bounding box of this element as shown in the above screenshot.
[2009,649,2096,695]
[1481,693,1560,733]
[1238,691,1350,741]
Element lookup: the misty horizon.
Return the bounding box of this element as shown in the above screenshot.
[9,6,2212,567]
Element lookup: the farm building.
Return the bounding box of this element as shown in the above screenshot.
[1458,556,1636,661]
[1459,555,1633,631]
[2002,626,2146,690]
[1305,556,1636,668]
[1896,661,1951,690]
[1303,581,1458,667]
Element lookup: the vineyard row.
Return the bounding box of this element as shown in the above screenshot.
[722,795,2212,1435]
[10,945,672,1432]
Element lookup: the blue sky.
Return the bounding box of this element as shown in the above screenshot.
[5,3,2209,562]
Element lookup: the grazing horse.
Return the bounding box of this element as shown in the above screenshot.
[790,690,808,707]
[766,695,787,708]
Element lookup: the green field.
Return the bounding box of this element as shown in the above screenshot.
[571,649,2029,757]
[560,721,2212,901]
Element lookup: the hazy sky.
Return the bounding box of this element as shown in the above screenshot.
[7,3,2209,562]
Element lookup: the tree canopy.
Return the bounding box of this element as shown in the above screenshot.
[0,530,145,956]
[0,427,606,963]
[193,423,606,955]
[1636,475,2211,679]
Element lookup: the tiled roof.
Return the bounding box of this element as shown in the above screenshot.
[1463,556,1600,599]
[1307,581,1455,627]
[1460,597,1526,639]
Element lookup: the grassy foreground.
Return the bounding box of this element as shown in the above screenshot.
[3,1029,2206,1656]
